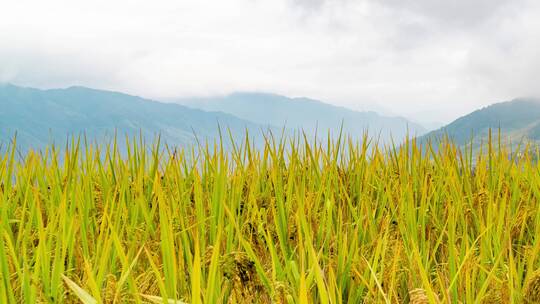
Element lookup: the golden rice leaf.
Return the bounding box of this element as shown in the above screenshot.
[61,274,98,304]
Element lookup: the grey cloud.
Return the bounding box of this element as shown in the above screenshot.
[1,0,540,123]
[378,0,520,28]
[464,35,540,99]
[289,0,517,27]
[288,0,351,10]
[291,0,326,9]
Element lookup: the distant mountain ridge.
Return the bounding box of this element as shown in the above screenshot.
[177,92,427,143]
[418,98,540,149]
[0,84,265,152]
[1,84,430,152]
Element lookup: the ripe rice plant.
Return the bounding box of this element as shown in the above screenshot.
[1,132,540,303]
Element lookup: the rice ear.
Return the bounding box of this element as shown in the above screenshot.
[524,270,540,303]
[409,288,440,304]
[409,288,429,304]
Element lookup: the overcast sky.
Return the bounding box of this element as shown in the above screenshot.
[1,0,539,123]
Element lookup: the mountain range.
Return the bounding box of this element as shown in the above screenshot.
[419,98,540,151]
[3,83,539,153]
[0,84,263,152]
[0,84,427,152]
[177,92,427,142]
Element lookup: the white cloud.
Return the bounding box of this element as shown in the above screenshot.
[1,0,539,123]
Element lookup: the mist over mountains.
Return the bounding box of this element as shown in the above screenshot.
[1,84,428,152]
[177,92,427,142]
[3,83,540,154]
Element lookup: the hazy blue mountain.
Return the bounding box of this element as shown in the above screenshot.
[177,92,427,143]
[0,84,266,152]
[416,121,445,132]
[418,98,540,150]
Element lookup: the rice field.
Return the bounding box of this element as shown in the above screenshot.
[1,133,540,303]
